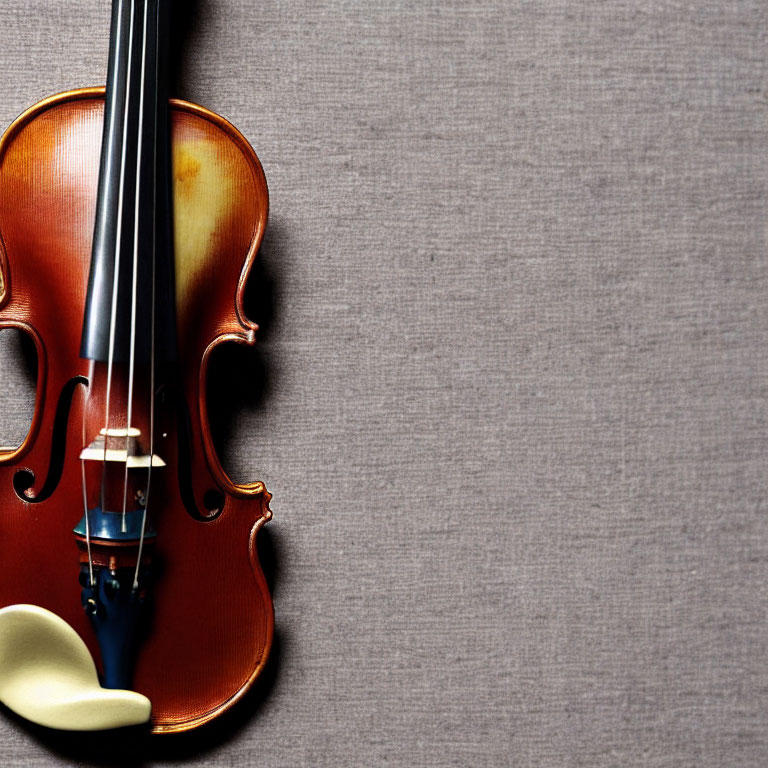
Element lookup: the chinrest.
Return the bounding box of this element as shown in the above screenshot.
[0,604,151,730]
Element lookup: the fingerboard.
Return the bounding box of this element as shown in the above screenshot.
[80,0,176,364]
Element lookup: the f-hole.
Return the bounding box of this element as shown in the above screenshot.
[13,376,88,503]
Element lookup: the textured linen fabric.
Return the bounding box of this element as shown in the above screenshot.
[0,0,766,765]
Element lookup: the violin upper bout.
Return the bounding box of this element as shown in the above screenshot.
[170,100,268,346]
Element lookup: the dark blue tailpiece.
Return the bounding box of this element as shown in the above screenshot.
[74,507,155,690]
[79,566,149,689]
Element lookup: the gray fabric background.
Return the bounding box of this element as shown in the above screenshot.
[0,0,765,765]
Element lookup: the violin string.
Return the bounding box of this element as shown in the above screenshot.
[100,0,136,514]
[121,0,150,535]
[134,0,160,591]
[83,0,128,588]
[81,359,96,586]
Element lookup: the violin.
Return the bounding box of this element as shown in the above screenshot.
[0,0,273,733]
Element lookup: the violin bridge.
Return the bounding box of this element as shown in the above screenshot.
[79,428,166,468]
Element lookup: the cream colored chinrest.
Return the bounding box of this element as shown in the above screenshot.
[0,604,151,730]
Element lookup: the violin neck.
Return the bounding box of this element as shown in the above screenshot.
[80,0,176,365]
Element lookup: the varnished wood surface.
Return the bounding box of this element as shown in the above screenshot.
[0,88,272,733]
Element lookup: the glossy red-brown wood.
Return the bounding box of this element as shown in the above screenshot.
[0,88,272,733]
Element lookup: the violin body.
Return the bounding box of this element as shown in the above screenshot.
[0,88,272,733]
